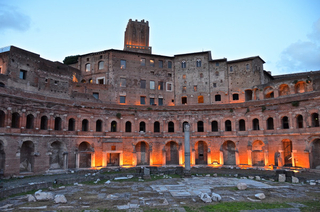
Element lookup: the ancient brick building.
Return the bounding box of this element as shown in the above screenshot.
[0,19,320,177]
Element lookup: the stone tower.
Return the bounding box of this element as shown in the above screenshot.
[124,19,152,54]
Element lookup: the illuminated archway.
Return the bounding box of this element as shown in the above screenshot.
[135,141,149,165]
[165,141,179,165]
[195,141,208,165]
[252,140,265,166]
[222,140,236,165]
[79,142,92,168]
[310,139,320,169]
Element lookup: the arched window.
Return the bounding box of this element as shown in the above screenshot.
[312,113,319,127]
[232,93,239,101]
[140,121,146,132]
[82,119,89,131]
[183,121,189,132]
[0,110,5,127]
[181,61,186,68]
[26,114,34,129]
[296,115,303,128]
[295,81,306,94]
[196,59,201,67]
[215,94,221,101]
[197,121,204,132]
[182,96,187,104]
[154,121,160,132]
[85,63,91,72]
[98,61,104,70]
[11,112,20,128]
[239,119,245,131]
[252,118,260,130]
[211,121,218,132]
[279,84,290,96]
[225,120,232,131]
[96,119,102,132]
[282,116,289,129]
[68,118,75,131]
[54,117,62,131]
[125,121,132,132]
[168,121,174,132]
[264,86,274,99]
[245,90,252,101]
[267,117,274,130]
[198,95,204,103]
[40,116,48,130]
[111,121,117,132]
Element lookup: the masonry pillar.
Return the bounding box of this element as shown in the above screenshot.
[292,150,297,167]
[75,152,80,169]
[132,151,137,166]
[149,146,153,166]
[162,148,166,166]
[220,151,224,165]
[247,149,252,166]
[191,149,195,165]
[63,152,68,170]
[264,150,268,166]
[91,152,95,168]
[278,150,284,167]
[184,123,190,171]
[207,148,211,165]
[102,152,107,167]
[235,150,240,165]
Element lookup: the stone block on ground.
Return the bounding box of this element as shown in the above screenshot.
[255,193,266,200]
[237,182,247,190]
[278,174,286,182]
[35,191,54,201]
[27,194,36,202]
[54,194,67,203]
[198,192,212,203]
[292,176,299,183]
[211,192,221,202]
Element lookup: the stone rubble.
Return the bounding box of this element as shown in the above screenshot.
[237,182,248,190]
[54,194,67,203]
[255,193,266,200]
[34,190,54,201]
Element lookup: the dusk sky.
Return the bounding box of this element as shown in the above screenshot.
[1,0,319,75]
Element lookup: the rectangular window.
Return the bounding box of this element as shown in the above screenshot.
[158,98,163,106]
[140,80,146,89]
[168,73,172,77]
[166,82,172,91]
[120,60,126,69]
[120,78,126,87]
[150,98,155,105]
[216,62,219,66]
[150,80,155,89]
[93,92,99,99]
[183,86,186,92]
[140,96,146,105]
[230,66,233,72]
[150,59,155,67]
[215,94,221,101]
[120,96,126,103]
[168,61,172,68]
[159,60,163,68]
[158,81,164,90]
[193,85,197,92]
[213,83,217,87]
[140,58,146,66]
[19,70,27,79]
[98,78,104,84]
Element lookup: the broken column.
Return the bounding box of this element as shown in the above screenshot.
[184,123,191,176]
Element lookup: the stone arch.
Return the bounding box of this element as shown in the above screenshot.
[20,140,35,172]
[165,141,179,165]
[78,141,92,168]
[49,141,67,170]
[0,110,5,127]
[0,140,5,175]
[295,81,306,94]
[279,84,290,96]
[252,140,265,166]
[264,86,274,99]
[125,121,132,132]
[111,120,117,132]
[282,139,292,167]
[135,141,150,165]
[11,112,20,128]
[96,119,102,132]
[195,141,208,165]
[310,139,320,169]
[221,140,236,165]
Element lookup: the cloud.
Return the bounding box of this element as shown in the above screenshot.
[278,18,320,73]
[0,3,31,32]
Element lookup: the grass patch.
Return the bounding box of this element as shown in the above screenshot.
[299,200,320,212]
[184,202,292,212]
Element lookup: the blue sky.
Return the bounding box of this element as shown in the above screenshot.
[1,0,319,75]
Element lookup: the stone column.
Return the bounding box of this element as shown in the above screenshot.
[63,152,68,170]
[207,148,211,165]
[75,152,79,169]
[184,123,191,171]
[264,150,269,166]
[149,146,153,166]
[162,148,166,166]
[292,150,297,167]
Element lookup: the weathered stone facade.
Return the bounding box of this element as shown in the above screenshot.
[0,19,320,177]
